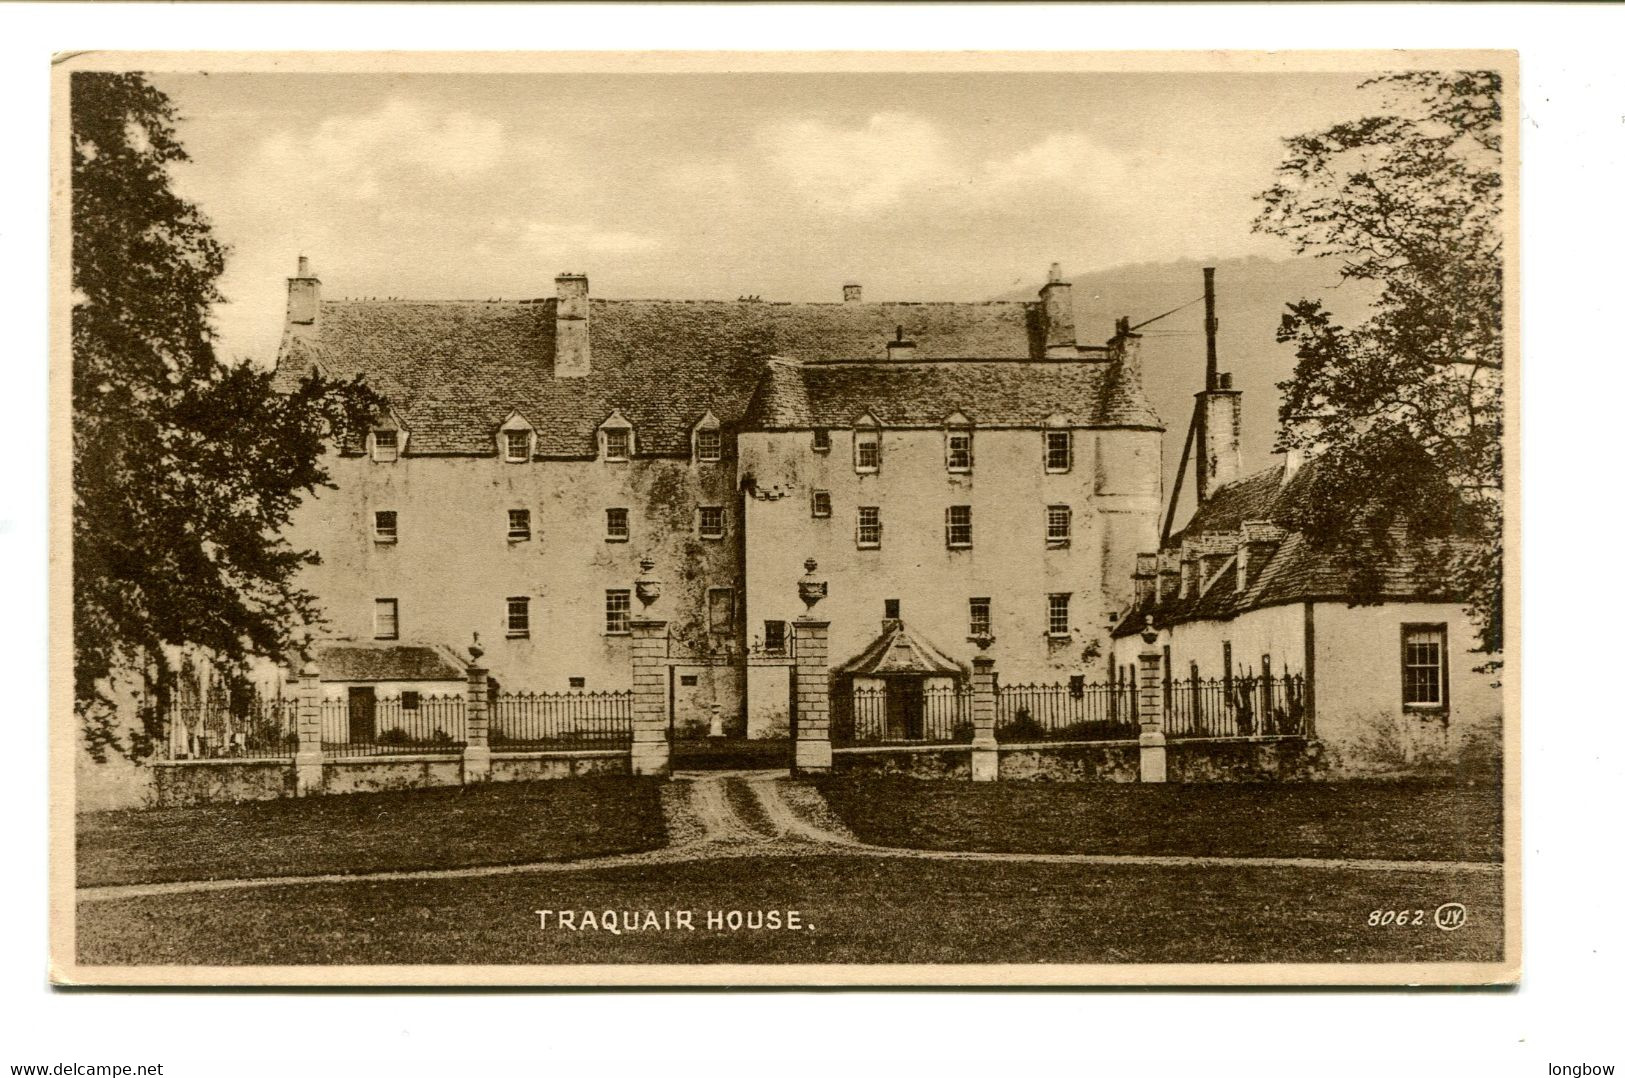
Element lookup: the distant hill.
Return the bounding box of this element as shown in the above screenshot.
[996,255,1377,532]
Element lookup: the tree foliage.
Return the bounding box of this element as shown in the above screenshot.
[72,72,381,758]
[1254,71,1504,667]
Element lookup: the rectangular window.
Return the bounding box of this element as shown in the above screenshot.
[373,598,399,640]
[969,597,991,637]
[371,429,399,462]
[680,674,699,687]
[507,508,531,542]
[604,428,631,461]
[811,428,831,453]
[1402,625,1447,707]
[708,587,735,633]
[856,506,882,548]
[1046,504,1072,546]
[605,590,632,635]
[504,429,530,462]
[946,430,973,472]
[1046,593,1071,637]
[401,691,420,710]
[373,510,398,543]
[568,677,586,689]
[506,596,530,638]
[763,620,787,654]
[1045,429,1072,473]
[945,504,972,548]
[696,428,722,462]
[884,598,901,619]
[854,429,880,472]
[811,489,832,518]
[605,507,630,542]
[698,505,725,540]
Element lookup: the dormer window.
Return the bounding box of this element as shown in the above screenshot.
[853,417,881,474]
[504,430,531,462]
[598,411,635,461]
[692,411,723,463]
[1043,417,1073,474]
[944,413,973,473]
[370,428,399,463]
[497,412,536,463]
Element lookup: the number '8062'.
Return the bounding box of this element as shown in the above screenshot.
[1368,909,1427,926]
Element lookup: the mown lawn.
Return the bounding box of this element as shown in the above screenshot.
[815,778,1502,863]
[76,854,1504,966]
[77,777,667,888]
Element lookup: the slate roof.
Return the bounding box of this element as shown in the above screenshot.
[834,620,968,678]
[274,296,1158,455]
[746,356,1160,430]
[314,642,467,682]
[1115,460,1468,638]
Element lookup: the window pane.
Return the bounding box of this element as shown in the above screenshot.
[1047,504,1071,543]
[812,429,830,451]
[605,429,630,458]
[606,508,629,540]
[508,508,531,540]
[969,597,990,636]
[812,490,831,517]
[857,506,881,546]
[1401,626,1445,705]
[699,506,724,538]
[507,597,530,636]
[1047,593,1070,635]
[1046,430,1071,471]
[505,430,529,460]
[855,430,880,470]
[764,620,786,653]
[605,590,631,633]
[374,510,397,540]
[946,504,972,547]
[696,429,721,461]
[947,431,972,470]
[374,430,397,449]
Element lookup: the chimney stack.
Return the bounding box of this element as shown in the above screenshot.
[285,255,321,342]
[885,325,917,362]
[1195,267,1241,502]
[1039,262,1077,358]
[843,282,863,303]
[554,272,590,378]
[1108,315,1143,375]
[1133,552,1159,608]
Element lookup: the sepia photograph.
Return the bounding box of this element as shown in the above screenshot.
[52,49,1516,987]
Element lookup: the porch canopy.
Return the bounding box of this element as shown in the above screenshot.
[833,619,968,681]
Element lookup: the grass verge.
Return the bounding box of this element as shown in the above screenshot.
[76,854,1504,966]
[77,777,666,888]
[815,778,1502,863]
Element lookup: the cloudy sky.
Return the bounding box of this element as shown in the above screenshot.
[148,68,1370,362]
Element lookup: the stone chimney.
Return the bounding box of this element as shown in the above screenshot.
[1236,519,1286,591]
[1156,551,1182,606]
[1133,552,1159,607]
[843,282,863,303]
[285,256,321,343]
[1039,262,1077,358]
[554,272,590,378]
[885,325,917,361]
[1197,372,1242,503]
[1108,316,1143,374]
[1179,547,1200,600]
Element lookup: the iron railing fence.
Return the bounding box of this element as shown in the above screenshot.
[994,679,1140,742]
[165,696,298,760]
[322,694,467,757]
[490,690,634,749]
[831,683,973,745]
[1163,670,1310,738]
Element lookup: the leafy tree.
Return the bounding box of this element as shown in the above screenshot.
[72,72,381,759]
[1254,71,1504,668]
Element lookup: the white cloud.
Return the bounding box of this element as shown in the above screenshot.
[755,112,953,215]
[256,99,506,200]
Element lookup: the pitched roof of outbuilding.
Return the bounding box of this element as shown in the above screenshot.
[833,620,969,678]
[273,296,1158,455]
[1115,459,1468,638]
[313,641,467,682]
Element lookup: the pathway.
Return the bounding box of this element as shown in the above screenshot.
[76,770,1501,904]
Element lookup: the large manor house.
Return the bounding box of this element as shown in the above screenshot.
[272,259,1169,735]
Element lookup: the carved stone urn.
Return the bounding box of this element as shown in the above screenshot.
[635,558,663,609]
[797,557,827,612]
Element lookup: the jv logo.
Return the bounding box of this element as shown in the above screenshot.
[1434,903,1468,931]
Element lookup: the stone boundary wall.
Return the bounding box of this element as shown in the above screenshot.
[833,737,1328,783]
[150,749,630,806]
